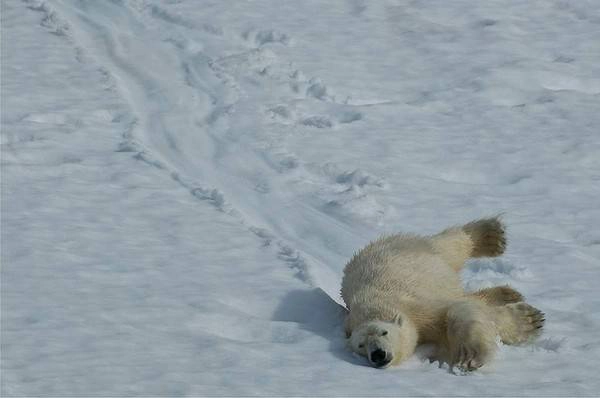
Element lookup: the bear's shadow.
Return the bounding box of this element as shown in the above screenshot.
[272,287,371,367]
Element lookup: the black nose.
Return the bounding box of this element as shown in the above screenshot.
[370,349,389,367]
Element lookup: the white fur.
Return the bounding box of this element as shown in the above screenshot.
[341,217,543,370]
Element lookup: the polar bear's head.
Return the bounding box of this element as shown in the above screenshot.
[347,314,418,368]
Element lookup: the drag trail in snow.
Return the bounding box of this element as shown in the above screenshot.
[3,0,600,396]
[45,0,378,295]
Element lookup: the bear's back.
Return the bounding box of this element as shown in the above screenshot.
[341,233,464,306]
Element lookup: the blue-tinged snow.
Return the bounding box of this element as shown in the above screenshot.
[2,0,600,396]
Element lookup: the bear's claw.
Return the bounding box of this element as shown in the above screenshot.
[503,302,545,344]
[454,345,484,371]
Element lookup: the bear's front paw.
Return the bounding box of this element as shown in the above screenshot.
[451,338,494,371]
[503,302,545,345]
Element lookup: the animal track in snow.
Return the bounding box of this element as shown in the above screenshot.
[335,169,386,188]
[533,337,566,353]
[278,244,314,285]
[476,19,498,28]
[506,173,533,185]
[300,115,333,129]
[26,2,70,36]
[26,0,325,309]
[253,180,270,194]
[323,188,386,225]
[266,104,295,123]
[146,4,223,36]
[282,158,302,174]
[553,55,575,64]
[211,48,278,77]
[297,110,362,128]
[306,78,334,101]
[243,29,291,46]
[309,163,388,225]
[319,163,386,189]
[265,102,362,130]
[258,144,387,225]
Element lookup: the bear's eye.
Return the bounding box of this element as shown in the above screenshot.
[358,343,364,349]
[381,331,388,336]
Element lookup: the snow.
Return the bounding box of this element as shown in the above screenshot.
[2,0,600,395]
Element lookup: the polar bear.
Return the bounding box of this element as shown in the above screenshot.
[341,217,544,370]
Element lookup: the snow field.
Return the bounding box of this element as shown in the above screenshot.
[2,0,600,395]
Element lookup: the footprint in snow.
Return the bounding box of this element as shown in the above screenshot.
[335,168,386,188]
[533,337,565,353]
[306,79,331,101]
[298,111,362,129]
[266,104,295,123]
[265,103,362,129]
[300,115,333,129]
[243,29,291,47]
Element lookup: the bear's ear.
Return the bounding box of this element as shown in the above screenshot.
[394,314,403,326]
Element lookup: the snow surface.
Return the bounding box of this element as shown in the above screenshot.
[2,0,600,395]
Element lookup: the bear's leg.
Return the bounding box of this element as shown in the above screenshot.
[446,301,498,371]
[471,285,524,306]
[493,302,545,345]
[462,217,506,258]
[431,217,506,272]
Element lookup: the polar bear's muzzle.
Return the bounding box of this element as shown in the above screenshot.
[368,347,392,368]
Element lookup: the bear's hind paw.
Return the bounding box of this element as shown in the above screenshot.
[502,302,545,345]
